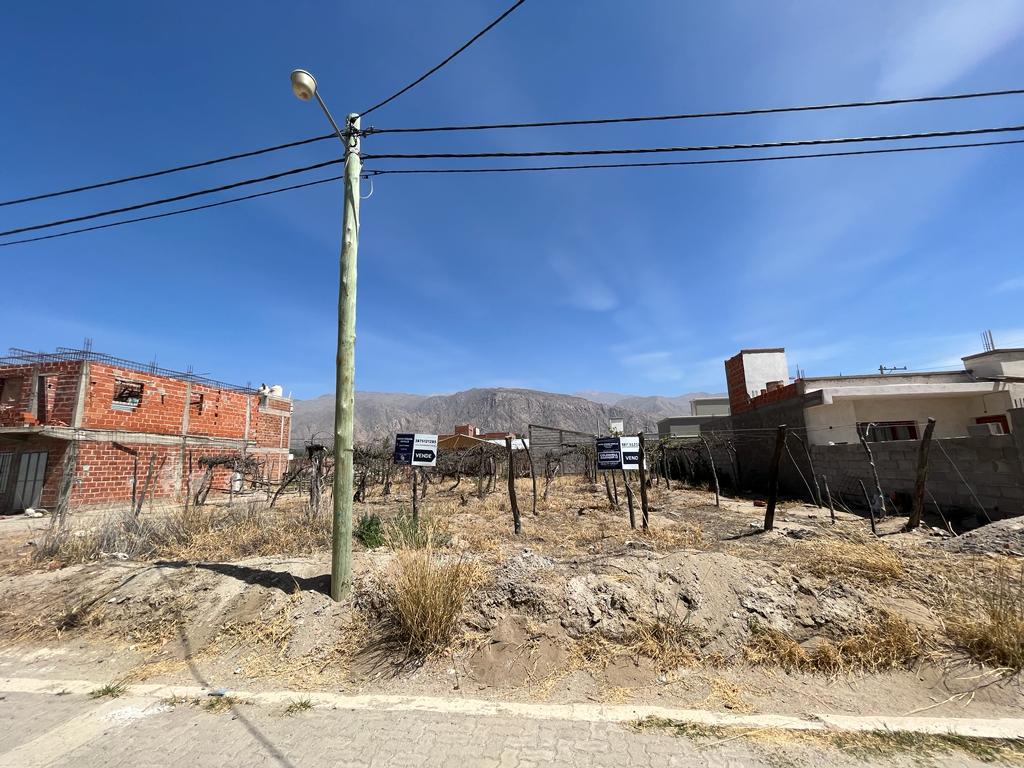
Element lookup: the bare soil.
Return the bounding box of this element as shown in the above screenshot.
[0,478,1021,722]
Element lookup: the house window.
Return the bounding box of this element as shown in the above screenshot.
[190,393,205,415]
[112,379,144,410]
[0,377,23,408]
[857,421,919,442]
[975,415,1010,435]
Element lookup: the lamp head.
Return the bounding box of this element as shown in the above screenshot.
[290,69,317,101]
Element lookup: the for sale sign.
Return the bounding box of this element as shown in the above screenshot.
[596,435,645,471]
[619,436,640,471]
[596,436,622,471]
[394,433,438,467]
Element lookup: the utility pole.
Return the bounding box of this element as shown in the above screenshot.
[331,113,361,601]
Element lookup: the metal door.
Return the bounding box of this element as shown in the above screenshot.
[12,451,47,511]
[0,453,13,514]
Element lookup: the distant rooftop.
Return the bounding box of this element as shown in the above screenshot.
[0,347,256,394]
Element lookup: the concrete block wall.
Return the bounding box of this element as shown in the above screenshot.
[811,432,1024,521]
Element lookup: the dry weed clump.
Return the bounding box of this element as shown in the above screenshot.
[28,501,331,569]
[945,561,1024,671]
[627,612,707,670]
[382,545,484,657]
[795,538,904,584]
[744,612,923,674]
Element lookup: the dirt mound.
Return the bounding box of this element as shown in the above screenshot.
[939,517,1024,557]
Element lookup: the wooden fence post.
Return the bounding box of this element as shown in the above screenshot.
[858,479,877,535]
[411,467,419,526]
[858,424,888,519]
[521,438,538,516]
[620,468,636,529]
[906,417,936,532]
[699,435,720,507]
[637,433,650,531]
[506,437,522,535]
[821,474,835,524]
[764,425,787,531]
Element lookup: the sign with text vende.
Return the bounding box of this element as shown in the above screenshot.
[595,436,644,471]
[619,436,641,471]
[393,433,438,467]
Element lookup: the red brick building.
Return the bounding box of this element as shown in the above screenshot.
[0,348,292,514]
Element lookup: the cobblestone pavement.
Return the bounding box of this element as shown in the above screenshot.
[1,688,1014,768]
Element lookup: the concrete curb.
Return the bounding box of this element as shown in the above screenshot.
[3,676,1023,741]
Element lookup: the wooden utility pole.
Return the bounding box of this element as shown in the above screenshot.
[906,417,936,531]
[506,437,522,535]
[764,425,787,531]
[637,433,650,531]
[330,114,361,601]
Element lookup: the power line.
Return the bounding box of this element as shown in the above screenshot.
[364,87,1024,135]
[0,173,346,248]
[365,138,1024,175]
[0,133,335,208]
[0,158,343,238]
[362,123,1024,160]
[359,0,527,118]
[7,85,1018,210]
[2,137,1019,248]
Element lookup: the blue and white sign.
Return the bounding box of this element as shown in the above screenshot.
[394,433,438,467]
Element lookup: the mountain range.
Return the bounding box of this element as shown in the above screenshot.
[291,388,719,445]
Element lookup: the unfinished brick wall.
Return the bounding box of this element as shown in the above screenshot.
[82,364,190,435]
[72,442,183,508]
[186,384,251,439]
[724,354,751,414]
[0,361,83,426]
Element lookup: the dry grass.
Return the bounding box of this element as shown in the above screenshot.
[744,612,923,674]
[635,717,1024,762]
[220,598,296,660]
[946,561,1024,671]
[794,538,904,584]
[627,610,707,671]
[381,544,484,657]
[25,501,331,569]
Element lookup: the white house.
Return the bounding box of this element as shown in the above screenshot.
[723,347,1024,446]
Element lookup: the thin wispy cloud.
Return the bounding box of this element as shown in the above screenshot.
[550,252,618,311]
[995,276,1024,293]
[877,0,1024,95]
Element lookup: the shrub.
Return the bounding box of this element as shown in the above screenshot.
[946,562,1024,671]
[382,548,482,657]
[385,512,450,550]
[354,513,385,548]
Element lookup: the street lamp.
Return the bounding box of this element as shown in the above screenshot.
[290,69,362,601]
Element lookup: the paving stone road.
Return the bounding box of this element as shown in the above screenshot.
[2,687,1016,768]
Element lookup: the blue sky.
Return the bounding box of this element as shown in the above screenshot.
[3,1,1023,399]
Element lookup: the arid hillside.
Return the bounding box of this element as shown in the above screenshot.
[292,387,717,443]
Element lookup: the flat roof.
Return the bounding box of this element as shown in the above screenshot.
[737,348,785,355]
[802,371,966,382]
[962,348,1024,361]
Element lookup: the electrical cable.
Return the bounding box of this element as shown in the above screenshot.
[0,133,335,208]
[365,137,1024,175]
[1,136,1020,248]
[362,123,1024,160]
[364,87,1024,135]
[0,158,343,238]
[0,173,346,248]
[359,0,527,118]
[4,135,1019,247]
